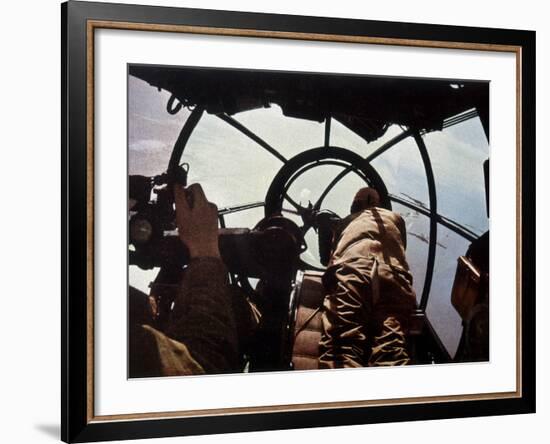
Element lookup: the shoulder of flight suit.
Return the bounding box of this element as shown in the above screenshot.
[129,257,239,377]
[165,257,240,374]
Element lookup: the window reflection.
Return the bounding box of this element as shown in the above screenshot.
[329,118,371,155]
[128,76,188,177]
[222,206,265,229]
[235,105,324,159]
[424,117,489,235]
[371,133,430,208]
[391,202,429,304]
[426,225,472,357]
[183,113,281,207]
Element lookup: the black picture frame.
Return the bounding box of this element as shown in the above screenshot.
[62,1,536,442]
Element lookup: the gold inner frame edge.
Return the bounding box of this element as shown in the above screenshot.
[85,19,523,423]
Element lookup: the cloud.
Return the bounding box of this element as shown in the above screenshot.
[129,139,167,152]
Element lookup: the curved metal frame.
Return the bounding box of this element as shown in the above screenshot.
[170,109,483,317]
[313,129,413,210]
[390,194,478,242]
[413,130,438,311]
[314,122,481,314]
[281,159,372,212]
[217,113,288,164]
[167,106,205,174]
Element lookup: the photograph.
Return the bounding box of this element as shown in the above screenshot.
[58,0,537,441]
[127,64,490,377]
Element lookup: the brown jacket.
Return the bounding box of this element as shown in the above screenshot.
[129,257,239,377]
[319,207,417,368]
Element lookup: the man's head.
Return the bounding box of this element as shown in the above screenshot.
[350,187,381,213]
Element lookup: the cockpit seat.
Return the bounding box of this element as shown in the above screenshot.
[291,271,325,370]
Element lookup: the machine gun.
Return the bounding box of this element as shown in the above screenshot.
[129,170,305,278]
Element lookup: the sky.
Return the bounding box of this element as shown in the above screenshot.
[128,73,490,358]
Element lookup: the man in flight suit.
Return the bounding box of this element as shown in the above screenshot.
[318,187,417,368]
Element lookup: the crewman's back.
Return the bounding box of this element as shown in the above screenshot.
[330,207,410,272]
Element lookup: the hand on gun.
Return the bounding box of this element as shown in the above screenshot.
[174,183,221,259]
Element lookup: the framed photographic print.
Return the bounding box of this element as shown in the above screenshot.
[62,0,536,442]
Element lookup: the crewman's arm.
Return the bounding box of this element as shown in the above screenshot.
[166,183,239,373]
[393,212,408,250]
[165,256,239,373]
[129,184,239,377]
